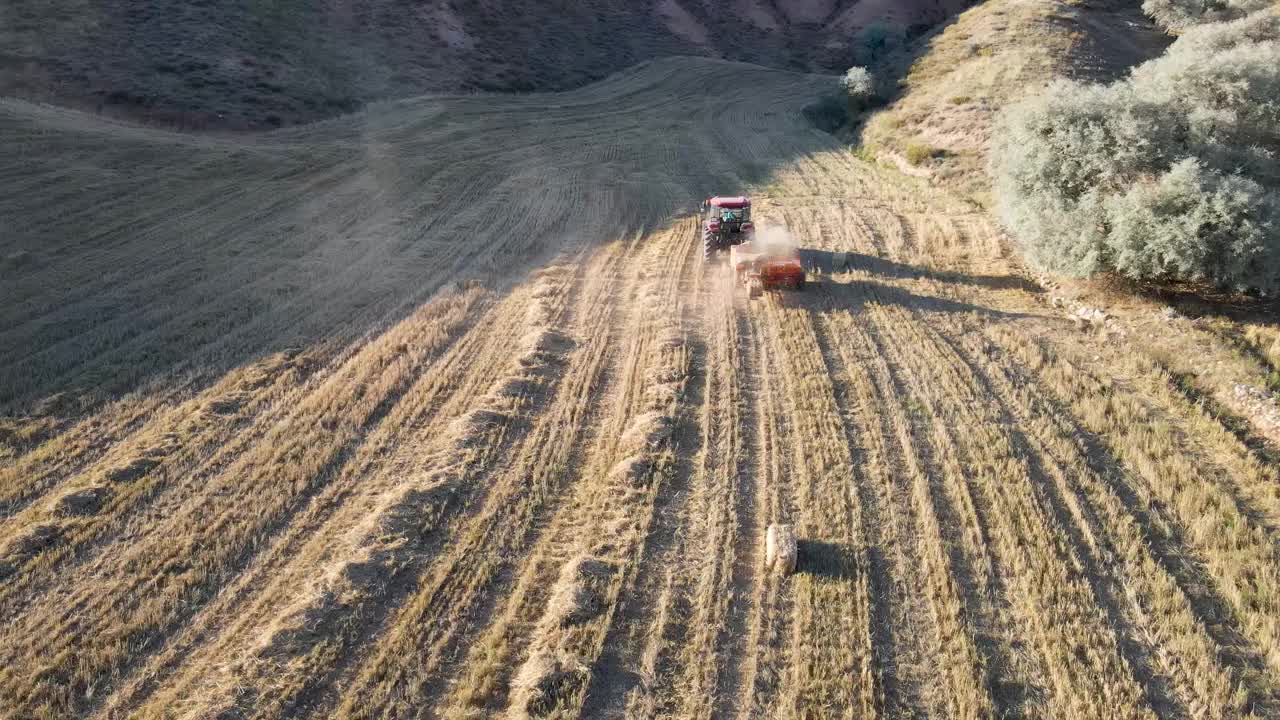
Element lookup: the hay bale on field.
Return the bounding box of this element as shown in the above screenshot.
[54,485,112,517]
[547,554,616,627]
[619,411,673,451]
[765,523,797,575]
[511,651,590,718]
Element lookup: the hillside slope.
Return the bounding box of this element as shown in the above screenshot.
[0,0,972,128]
[5,55,1280,720]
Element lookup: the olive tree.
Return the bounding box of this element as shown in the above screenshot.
[991,13,1280,292]
[841,66,876,107]
[1142,0,1274,31]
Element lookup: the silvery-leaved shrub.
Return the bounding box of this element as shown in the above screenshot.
[1142,0,1274,31]
[991,13,1280,293]
[841,67,875,100]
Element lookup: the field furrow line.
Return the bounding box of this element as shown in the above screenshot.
[949,323,1262,719]
[734,302,796,720]
[1124,354,1280,543]
[0,286,492,612]
[991,327,1280,710]
[433,223,695,720]
[0,343,326,523]
[0,347,330,606]
[757,294,879,720]
[865,301,1153,719]
[703,276,765,720]
[0,163,364,378]
[108,259,596,720]
[928,321,1195,718]
[855,293,1035,719]
[579,225,718,719]
[630,262,754,720]
[813,297,991,720]
[0,282,530,718]
[321,238,640,720]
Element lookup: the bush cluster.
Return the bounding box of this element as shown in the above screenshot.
[841,66,875,101]
[804,66,880,134]
[1142,0,1274,31]
[991,13,1280,292]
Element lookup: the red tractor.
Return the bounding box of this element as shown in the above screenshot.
[700,196,754,261]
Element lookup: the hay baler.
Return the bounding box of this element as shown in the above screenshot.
[729,240,806,297]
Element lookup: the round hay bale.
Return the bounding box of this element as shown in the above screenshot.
[765,523,797,575]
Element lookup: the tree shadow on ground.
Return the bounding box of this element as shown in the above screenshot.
[769,268,1037,322]
[798,248,1039,293]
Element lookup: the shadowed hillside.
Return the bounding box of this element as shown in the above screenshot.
[0,0,972,128]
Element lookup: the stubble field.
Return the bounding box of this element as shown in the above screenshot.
[3,57,1280,720]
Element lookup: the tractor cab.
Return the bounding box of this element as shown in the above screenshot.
[700,196,754,260]
[703,196,752,229]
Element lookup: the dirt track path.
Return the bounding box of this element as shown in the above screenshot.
[3,58,1280,720]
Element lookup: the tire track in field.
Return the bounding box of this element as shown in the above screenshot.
[704,274,764,720]
[947,321,1254,719]
[818,301,995,720]
[757,292,880,720]
[809,297,948,720]
[932,322,1192,718]
[856,297,1043,718]
[733,299,795,720]
[990,327,1280,714]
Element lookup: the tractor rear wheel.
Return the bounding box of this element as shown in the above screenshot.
[702,232,717,262]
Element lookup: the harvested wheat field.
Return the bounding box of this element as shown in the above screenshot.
[3,56,1280,720]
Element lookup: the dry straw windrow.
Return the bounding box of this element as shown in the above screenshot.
[441,224,693,720]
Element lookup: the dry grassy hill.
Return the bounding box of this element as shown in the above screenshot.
[3,3,1280,720]
[0,0,972,129]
